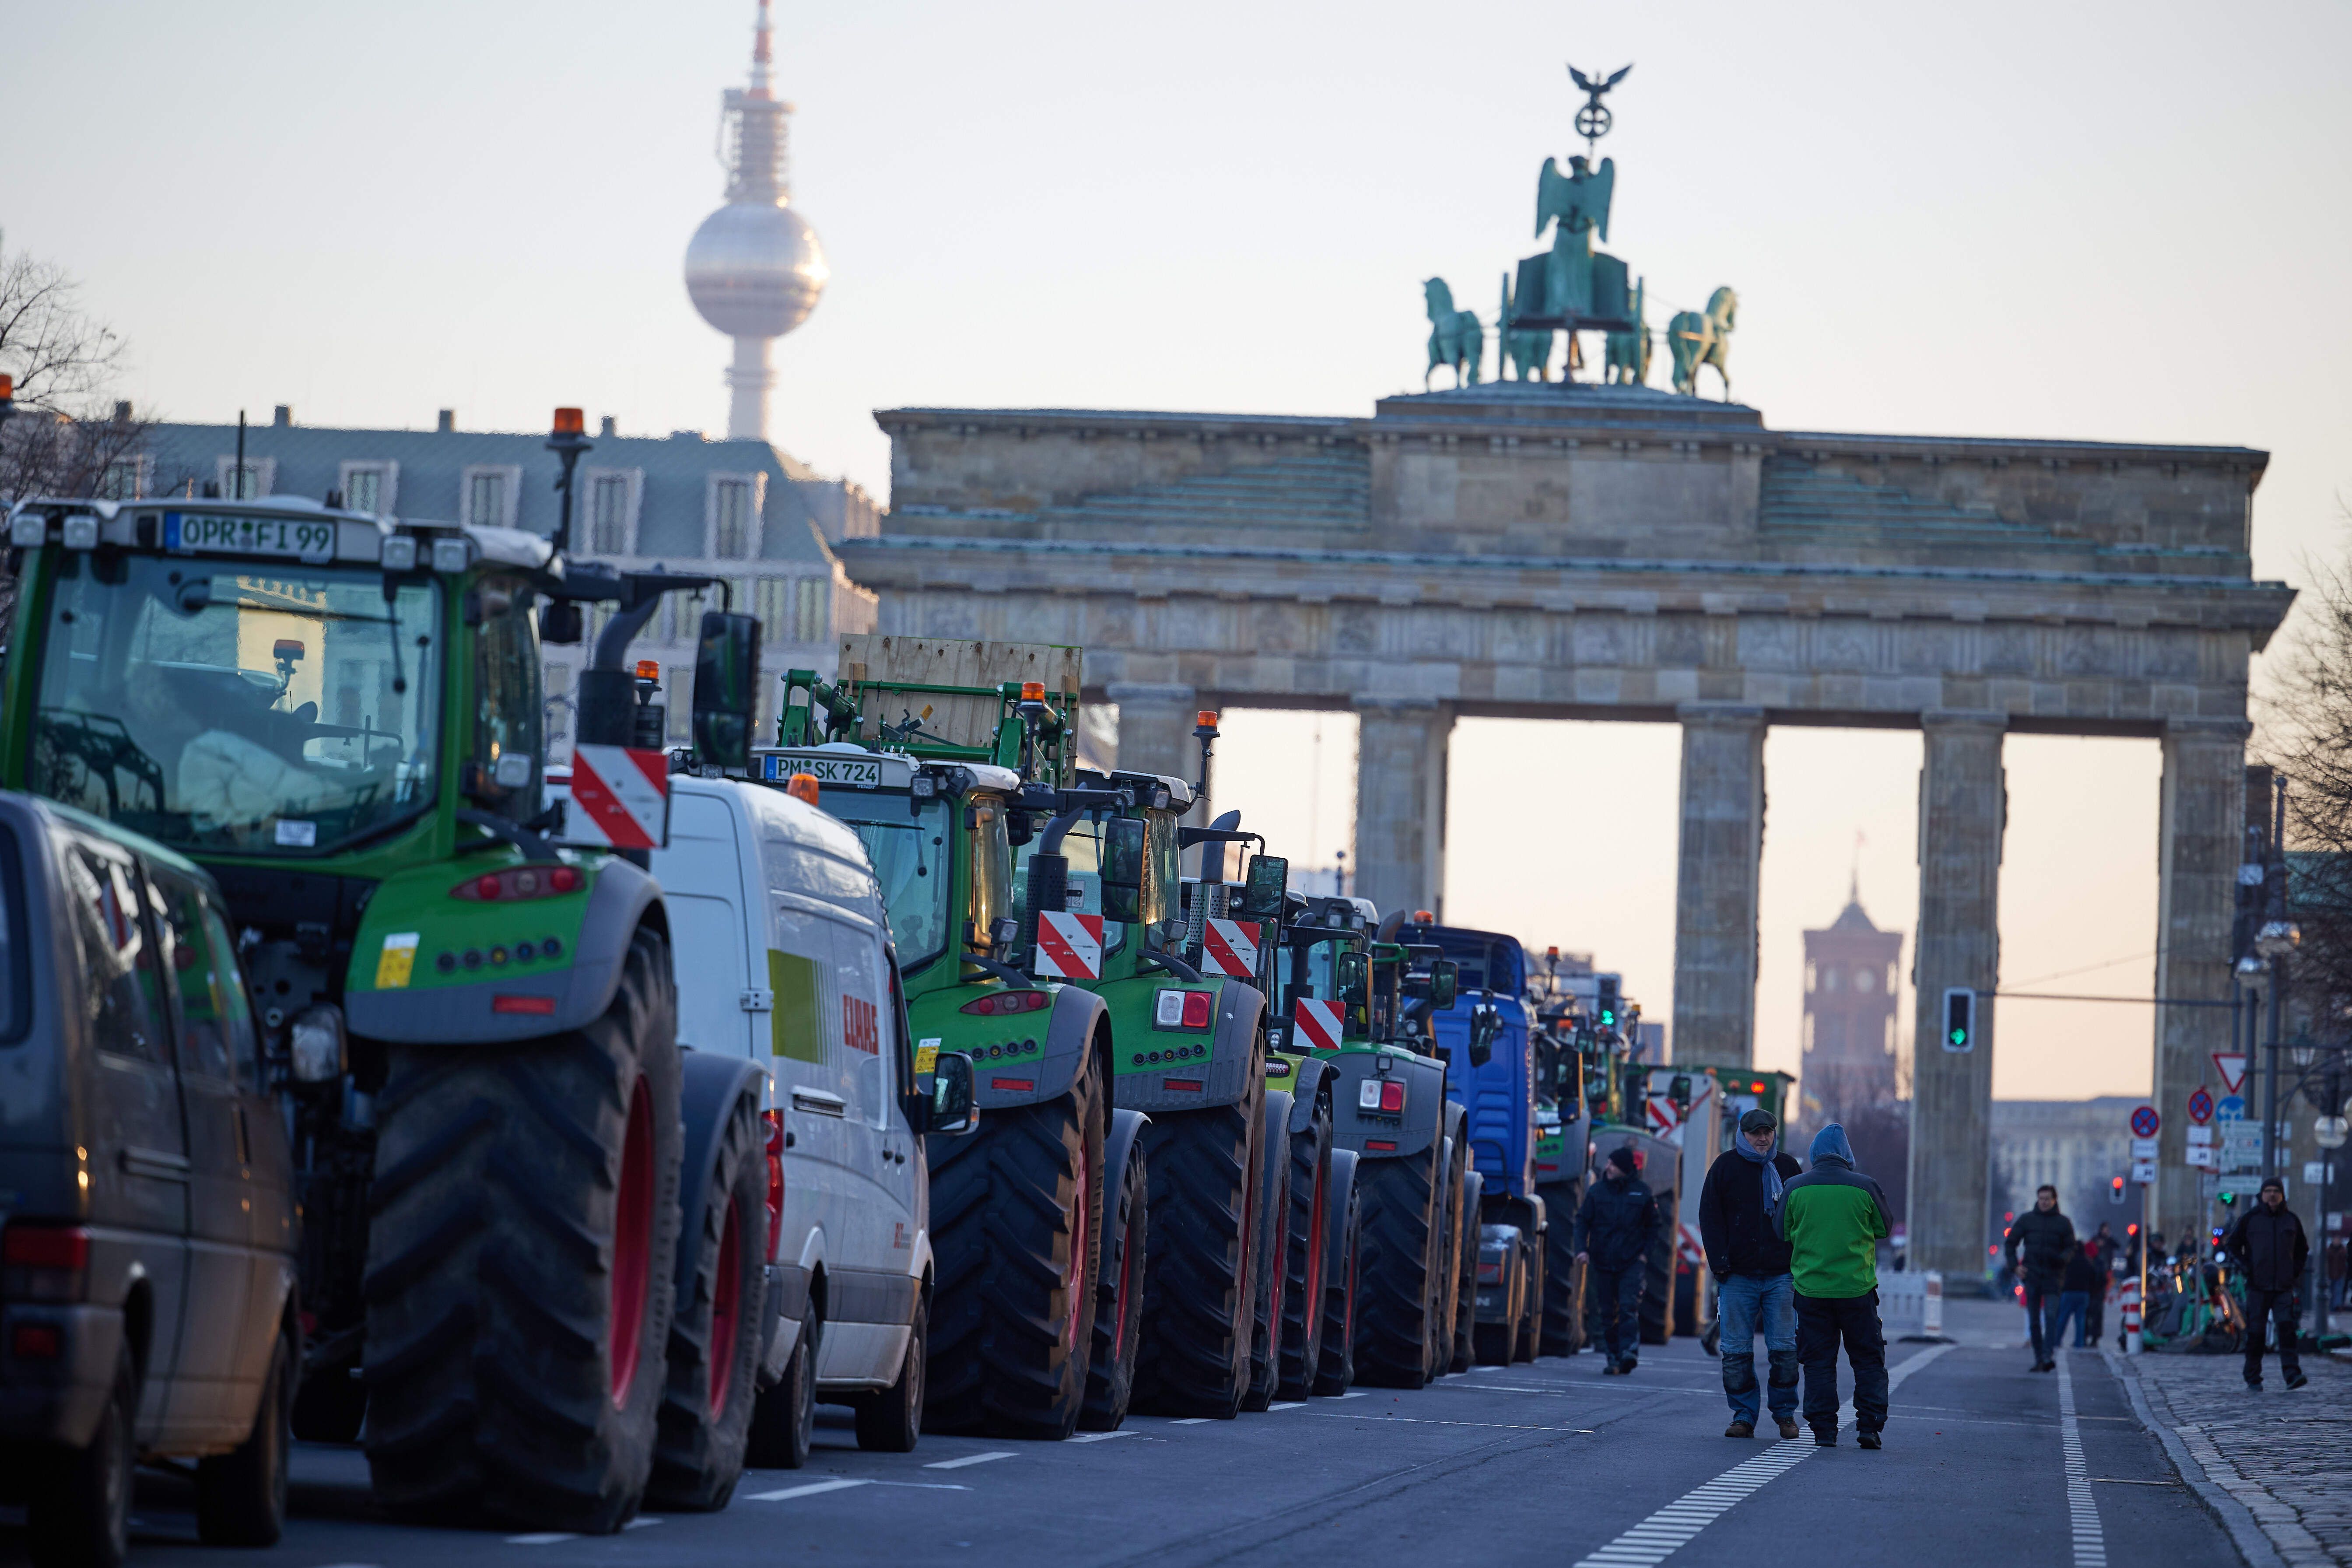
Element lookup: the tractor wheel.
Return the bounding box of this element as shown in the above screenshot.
[1080,1113,1150,1431]
[1639,1188,1675,1347]
[363,924,682,1533]
[1539,1187,1586,1357]
[1276,1100,1333,1399]
[1131,1077,1264,1420]
[1311,1150,1362,1396]
[1242,1091,1294,1412]
[648,1089,768,1510]
[1449,1168,1481,1375]
[1514,1238,1544,1364]
[924,1051,1106,1439]
[1350,1143,1442,1389]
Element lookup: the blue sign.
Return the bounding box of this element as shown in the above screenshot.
[2216,1094,2247,1121]
[2130,1105,2161,1139]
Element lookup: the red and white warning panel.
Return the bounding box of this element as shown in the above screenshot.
[1292,998,1344,1052]
[1034,912,1105,980]
[1203,918,1261,979]
[560,745,673,851]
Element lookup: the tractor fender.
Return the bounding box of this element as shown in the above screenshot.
[1104,1107,1150,1191]
[970,983,1108,1110]
[674,1051,768,1318]
[1283,1054,1333,1134]
[344,855,662,1045]
[1328,1050,1446,1161]
[1116,978,1265,1114]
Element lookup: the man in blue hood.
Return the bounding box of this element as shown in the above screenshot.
[1775,1123,1894,1449]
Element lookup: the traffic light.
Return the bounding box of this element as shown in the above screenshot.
[1596,975,1619,1029]
[2126,1223,2139,1238]
[2110,1175,2125,1204]
[2219,1189,2237,1208]
[1942,987,1976,1052]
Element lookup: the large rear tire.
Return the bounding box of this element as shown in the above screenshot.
[1081,1112,1149,1431]
[1350,1144,1442,1389]
[1131,1078,1264,1419]
[363,923,683,1533]
[1311,1150,1362,1396]
[1640,1188,1675,1347]
[1514,1237,1544,1363]
[1276,1098,1332,1399]
[924,1052,1105,1439]
[649,1089,768,1510]
[1242,1091,1293,1412]
[1539,1186,1586,1357]
[1449,1167,1481,1375]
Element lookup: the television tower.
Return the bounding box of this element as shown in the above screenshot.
[684,0,829,441]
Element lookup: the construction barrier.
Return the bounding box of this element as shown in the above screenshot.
[2121,1273,2142,1354]
[1882,1269,1950,1341]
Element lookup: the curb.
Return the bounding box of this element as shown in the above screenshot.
[2098,1348,2302,1568]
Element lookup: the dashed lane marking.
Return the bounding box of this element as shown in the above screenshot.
[1302,1411,1596,1435]
[748,1478,873,1501]
[1066,1431,1137,1443]
[624,1517,663,1529]
[1568,1342,1953,1568]
[1336,1390,1368,1399]
[2054,1354,2110,1568]
[1170,1417,1212,1425]
[868,1480,976,1490]
[1459,1382,1710,1398]
[923,1450,1017,1470]
[503,1534,579,1546]
[1268,1401,1305,1411]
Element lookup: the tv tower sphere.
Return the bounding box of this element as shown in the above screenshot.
[684,0,827,441]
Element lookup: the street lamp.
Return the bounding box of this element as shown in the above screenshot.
[2236,955,2272,992]
[2256,919,2301,959]
[2291,1038,2318,1071]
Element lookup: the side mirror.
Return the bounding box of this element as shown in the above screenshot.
[1469,1001,1500,1068]
[539,600,584,645]
[691,610,762,769]
[1101,817,1144,923]
[931,1052,979,1136]
[1238,853,1288,921]
[1430,959,1459,1011]
[1336,950,1369,1007]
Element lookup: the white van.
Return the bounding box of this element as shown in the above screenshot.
[648,774,960,1465]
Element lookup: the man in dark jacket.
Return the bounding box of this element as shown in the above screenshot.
[1776,1124,1894,1449]
[2004,1186,2076,1371]
[1698,1108,1805,1439]
[2225,1178,2311,1390]
[1574,1145,1662,1375]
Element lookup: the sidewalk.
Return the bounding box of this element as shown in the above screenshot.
[2113,1345,2352,1567]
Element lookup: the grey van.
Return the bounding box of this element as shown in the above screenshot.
[0,794,298,1566]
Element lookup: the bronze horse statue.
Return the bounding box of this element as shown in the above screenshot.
[1423,278,1483,389]
[1605,277,1651,386]
[1668,286,1737,398]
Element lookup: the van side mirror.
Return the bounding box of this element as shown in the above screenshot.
[1430,959,1460,1011]
[1238,853,1288,921]
[691,610,762,769]
[931,1052,979,1136]
[1101,817,1144,923]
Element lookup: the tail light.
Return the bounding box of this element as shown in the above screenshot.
[1357,1079,1406,1114]
[1478,1262,1503,1283]
[1154,989,1213,1031]
[452,865,582,901]
[763,1111,786,1259]
[961,990,1051,1016]
[3,1224,92,1302]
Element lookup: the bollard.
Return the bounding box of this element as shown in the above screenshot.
[1924,1270,1944,1338]
[2121,1274,2142,1354]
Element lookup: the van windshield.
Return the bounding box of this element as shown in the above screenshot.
[819,789,950,972]
[29,554,441,855]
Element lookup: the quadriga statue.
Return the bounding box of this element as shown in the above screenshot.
[1668,287,1737,398]
[1423,278,1483,390]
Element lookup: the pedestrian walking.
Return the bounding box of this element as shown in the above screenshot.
[1776,1123,1893,1450]
[1698,1108,1805,1440]
[1574,1145,1662,1376]
[2003,1186,2076,1371]
[2083,1221,2116,1343]
[2048,1242,2100,1349]
[2224,1178,2311,1391]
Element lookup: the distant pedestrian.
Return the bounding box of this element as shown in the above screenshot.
[2328,1237,2347,1309]
[2085,1222,2117,1343]
[1776,1123,1894,1450]
[1699,1108,1805,1439]
[2224,1179,2311,1391]
[2004,1186,2077,1371]
[2049,1242,2101,1349]
[1574,1145,1662,1376]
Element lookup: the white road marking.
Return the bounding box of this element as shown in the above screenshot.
[310,1562,386,1567]
[1336,1390,1368,1399]
[748,1478,873,1501]
[1569,1341,1954,1567]
[1303,1411,1595,1435]
[923,1450,1017,1470]
[1066,1431,1137,1443]
[2055,1354,2110,1568]
[624,1517,663,1529]
[503,1534,579,1547]
[1267,1401,1304,1411]
[868,1480,976,1490]
[1170,1417,1212,1425]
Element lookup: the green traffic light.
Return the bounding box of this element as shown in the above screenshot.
[1949,1028,1966,1045]
[2219,1190,2236,1206]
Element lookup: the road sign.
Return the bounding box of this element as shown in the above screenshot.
[2220,1124,2264,1172]
[2305,1161,2333,1186]
[2130,1105,2161,1139]
[2130,1159,2156,1185]
[2187,1124,2213,1145]
[2317,1116,2349,1151]
[2188,1145,2219,1170]
[2187,1087,2215,1126]
[2216,1174,2275,1199]
[2217,1094,2247,1121]
[2131,1137,2159,1161]
[1034,912,1104,979]
[2212,1053,2250,1094]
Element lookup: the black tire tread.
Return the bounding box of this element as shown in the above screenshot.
[648,1090,768,1509]
[1276,1105,1332,1399]
[1350,1147,1440,1389]
[1080,1127,1148,1431]
[1129,1086,1262,1418]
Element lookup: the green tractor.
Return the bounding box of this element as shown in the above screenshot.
[0,466,897,1529]
[770,637,1121,1440]
[1270,900,1474,1389]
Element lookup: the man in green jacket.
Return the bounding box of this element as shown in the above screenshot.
[1774,1124,1893,1449]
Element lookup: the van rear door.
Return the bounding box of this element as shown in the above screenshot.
[655,789,755,1059]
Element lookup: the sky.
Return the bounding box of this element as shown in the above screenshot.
[5,0,2348,1101]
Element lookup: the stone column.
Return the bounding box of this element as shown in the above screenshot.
[2151,719,2250,1241]
[1671,704,1767,1066]
[1906,712,2006,1280]
[1351,699,1453,919]
[1103,681,1199,784]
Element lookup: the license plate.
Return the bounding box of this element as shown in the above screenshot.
[165,511,337,563]
[764,752,881,788]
